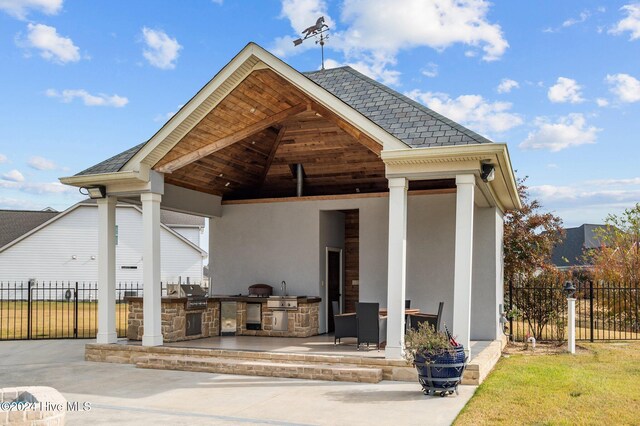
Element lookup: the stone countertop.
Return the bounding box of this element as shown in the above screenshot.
[209,295,322,303]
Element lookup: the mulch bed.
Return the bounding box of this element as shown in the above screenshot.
[503,341,590,356]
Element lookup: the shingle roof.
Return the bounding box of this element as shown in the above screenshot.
[551,224,609,267]
[303,66,493,147]
[0,210,59,248]
[76,142,146,176]
[75,65,492,177]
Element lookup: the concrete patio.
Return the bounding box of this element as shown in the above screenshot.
[1,339,476,425]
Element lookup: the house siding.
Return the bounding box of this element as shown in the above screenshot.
[0,205,203,285]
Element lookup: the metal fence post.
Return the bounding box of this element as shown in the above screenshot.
[589,280,594,342]
[509,279,513,341]
[74,282,79,338]
[27,280,32,340]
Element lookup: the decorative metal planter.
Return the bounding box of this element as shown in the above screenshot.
[414,345,467,397]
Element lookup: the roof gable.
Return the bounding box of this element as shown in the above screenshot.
[0,204,206,255]
[0,210,59,247]
[304,67,492,148]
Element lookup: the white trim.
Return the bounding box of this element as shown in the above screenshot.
[325,247,344,331]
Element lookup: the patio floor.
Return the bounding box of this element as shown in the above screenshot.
[124,334,493,361]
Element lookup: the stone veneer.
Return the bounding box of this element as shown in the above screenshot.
[235,300,319,337]
[127,297,220,342]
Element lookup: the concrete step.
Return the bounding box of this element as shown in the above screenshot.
[136,355,383,383]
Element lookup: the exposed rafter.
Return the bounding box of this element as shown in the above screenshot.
[310,101,382,157]
[259,126,286,186]
[155,103,307,173]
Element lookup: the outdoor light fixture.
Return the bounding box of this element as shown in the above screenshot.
[563,280,576,298]
[80,185,106,199]
[480,163,495,182]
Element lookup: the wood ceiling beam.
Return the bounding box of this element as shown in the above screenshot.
[309,101,383,157]
[259,126,286,186]
[155,103,307,173]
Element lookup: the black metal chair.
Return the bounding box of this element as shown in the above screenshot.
[356,302,387,350]
[410,302,444,332]
[332,300,357,344]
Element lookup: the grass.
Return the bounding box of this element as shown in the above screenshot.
[0,301,129,339]
[455,341,640,425]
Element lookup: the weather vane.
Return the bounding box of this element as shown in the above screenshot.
[293,16,329,69]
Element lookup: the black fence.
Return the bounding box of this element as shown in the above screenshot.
[508,280,640,342]
[0,281,206,341]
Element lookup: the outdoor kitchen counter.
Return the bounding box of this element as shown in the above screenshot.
[208,295,321,303]
[125,296,321,340]
[125,297,220,343]
[210,296,321,337]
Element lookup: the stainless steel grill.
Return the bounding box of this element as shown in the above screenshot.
[169,284,208,310]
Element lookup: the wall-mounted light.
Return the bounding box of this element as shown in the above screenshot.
[80,185,106,199]
[480,163,495,182]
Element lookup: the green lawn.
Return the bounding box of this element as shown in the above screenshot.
[455,341,640,425]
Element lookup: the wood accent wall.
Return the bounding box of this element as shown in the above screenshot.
[343,210,359,313]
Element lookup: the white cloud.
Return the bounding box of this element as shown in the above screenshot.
[609,3,640,40]
[2,169,24,182]
[406,90,523,135]
[0,154,7,164]
[211,0,223,4]
[141,27,182,70]
[0,179,76,195]
[596,98,609,107]
[547,77,584,103]
[45,89,128,107]
[274,0,507,84]
[0,0,62,20]
[606,73,640,103]
[20,23,80,64]
[587,177,640,186]
[520,113,599,152]
[28,156,56,170]
[562,10,590,28]
[421,62,438,78]
[530,184,640,209]
[338,0,508,61]
[497,78,519,94]
[318,57,400,85]
[546,163,559,169]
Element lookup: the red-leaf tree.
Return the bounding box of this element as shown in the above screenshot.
[503,177,565,284]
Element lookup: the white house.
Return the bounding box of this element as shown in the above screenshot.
[60,43,521,359]
[0,202,206,284]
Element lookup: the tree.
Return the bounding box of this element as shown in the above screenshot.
[503,177,565,283]
[590,204,640,285]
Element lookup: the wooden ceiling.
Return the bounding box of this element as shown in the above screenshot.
[153,69,450,200]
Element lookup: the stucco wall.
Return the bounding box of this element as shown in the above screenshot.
[471,206,504,340]
[210,193,471,334]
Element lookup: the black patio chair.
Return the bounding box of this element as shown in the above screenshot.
[332,300,357,344]
[356,302,387,350]
[409,302,444,332]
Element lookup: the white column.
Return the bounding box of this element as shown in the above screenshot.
[141,192,163,347]
[453,174,475,358]
[385,177,408,359]
[97,195,117,344]
[568,298,576,354]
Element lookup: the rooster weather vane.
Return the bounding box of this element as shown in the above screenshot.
[293,16,330,69]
